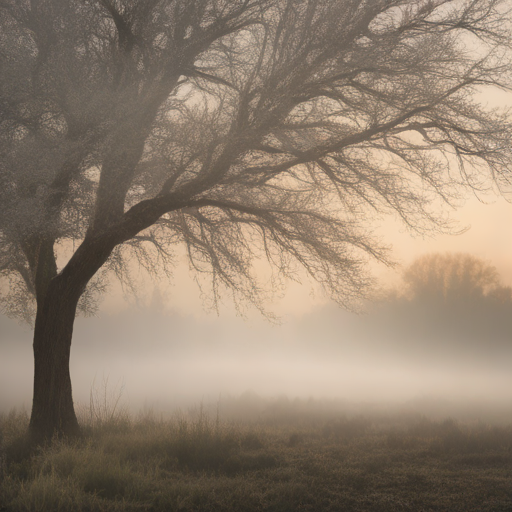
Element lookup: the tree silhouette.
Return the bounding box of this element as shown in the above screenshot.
[402,253,501,304]
[383,253,512,356]
[1,0,512,441]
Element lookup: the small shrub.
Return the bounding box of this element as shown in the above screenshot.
[37,442,82,479]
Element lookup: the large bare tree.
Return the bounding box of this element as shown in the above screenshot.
[1,0,511,441]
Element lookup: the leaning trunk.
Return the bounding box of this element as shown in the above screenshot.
[28,276,82,443]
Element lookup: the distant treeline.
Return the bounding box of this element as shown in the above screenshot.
[334,253,512,362]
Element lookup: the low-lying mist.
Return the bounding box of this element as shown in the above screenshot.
[2,296,511,424]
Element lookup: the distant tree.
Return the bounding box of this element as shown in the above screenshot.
[402,253,502,304]
[487,285,512,303]
[386,253,512,353]
[1,0,512,441]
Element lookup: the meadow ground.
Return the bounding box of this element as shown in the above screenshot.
[1,398,511,512]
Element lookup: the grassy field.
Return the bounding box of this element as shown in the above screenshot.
[1,399,511,512]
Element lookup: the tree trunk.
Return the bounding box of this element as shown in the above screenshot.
[28,276,82,443]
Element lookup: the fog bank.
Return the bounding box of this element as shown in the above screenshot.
[2,303,511,422]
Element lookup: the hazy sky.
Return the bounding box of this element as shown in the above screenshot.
[119,192,511,318]
[374,195,512,286]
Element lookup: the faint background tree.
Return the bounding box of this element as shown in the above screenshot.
[374,252,512,358]
[402,252,502,304]
[0,0,512,441]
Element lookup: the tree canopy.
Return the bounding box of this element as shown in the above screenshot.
[1,0,512,320]
[402,252,509,303]
[377,253,512,354]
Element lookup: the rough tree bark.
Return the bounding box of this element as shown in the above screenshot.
[29,277,82,442]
